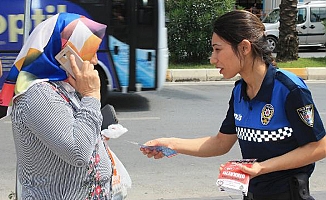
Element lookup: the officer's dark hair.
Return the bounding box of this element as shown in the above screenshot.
[213,10,274,66]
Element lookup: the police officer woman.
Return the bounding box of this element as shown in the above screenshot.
[141,10,326,200]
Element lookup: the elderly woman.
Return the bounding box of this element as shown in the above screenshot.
[0,13,114,199]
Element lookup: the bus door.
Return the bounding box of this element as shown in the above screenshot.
[109,0,158,92]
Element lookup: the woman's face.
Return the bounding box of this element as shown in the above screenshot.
[210,33,241,79]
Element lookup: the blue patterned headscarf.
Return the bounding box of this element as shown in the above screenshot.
[0,13,107,118]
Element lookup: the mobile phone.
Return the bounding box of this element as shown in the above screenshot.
[55,45,83,78]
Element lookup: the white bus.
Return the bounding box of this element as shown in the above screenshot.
[0,0,169,104]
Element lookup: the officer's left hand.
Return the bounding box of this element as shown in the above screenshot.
[239,162,262,179]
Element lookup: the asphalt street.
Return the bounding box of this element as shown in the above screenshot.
[110,81,326,200]
[1,81,326,200]
[1,80,326,200]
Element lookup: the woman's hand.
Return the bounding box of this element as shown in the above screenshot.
[140,139,168,159]
[67,54,101,100]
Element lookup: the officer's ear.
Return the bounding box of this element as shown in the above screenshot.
[238,39,251,56]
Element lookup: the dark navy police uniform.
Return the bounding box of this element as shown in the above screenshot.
[220,64,326,197]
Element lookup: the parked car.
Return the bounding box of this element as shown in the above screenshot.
[262,1,326,52]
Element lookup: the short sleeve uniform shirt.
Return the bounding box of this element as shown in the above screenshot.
[220,64,325,195]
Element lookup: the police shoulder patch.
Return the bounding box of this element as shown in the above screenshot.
[297,104,314,127]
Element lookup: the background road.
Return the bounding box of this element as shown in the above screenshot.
[109,81,326,200]
[298,47,326,58]
[273,47,326,58]
[2,81,326,200]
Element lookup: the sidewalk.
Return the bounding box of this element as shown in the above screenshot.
[162,190,326,200]
[166,67,326,82]
[169,191,326,200]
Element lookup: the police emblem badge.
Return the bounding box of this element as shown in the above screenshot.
[261,104,274,125]
[297,104,314,127]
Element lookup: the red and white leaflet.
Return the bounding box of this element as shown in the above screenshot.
[216,159,256,196]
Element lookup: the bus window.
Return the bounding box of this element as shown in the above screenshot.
[110,0,128,43]
[136,0,156,49]
[138,0,154,25]
[112,1,126,24]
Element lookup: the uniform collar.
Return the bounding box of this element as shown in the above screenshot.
[240,64,276,103]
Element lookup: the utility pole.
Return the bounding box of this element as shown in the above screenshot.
[23,0,32,44]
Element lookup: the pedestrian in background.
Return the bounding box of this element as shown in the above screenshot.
[141,10,326,200]
[0,13,114,199]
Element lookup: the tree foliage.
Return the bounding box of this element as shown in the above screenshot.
[166,0,235,63]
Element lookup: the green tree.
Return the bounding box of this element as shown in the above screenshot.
[276,0,299,62]
[166,0,235,63]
